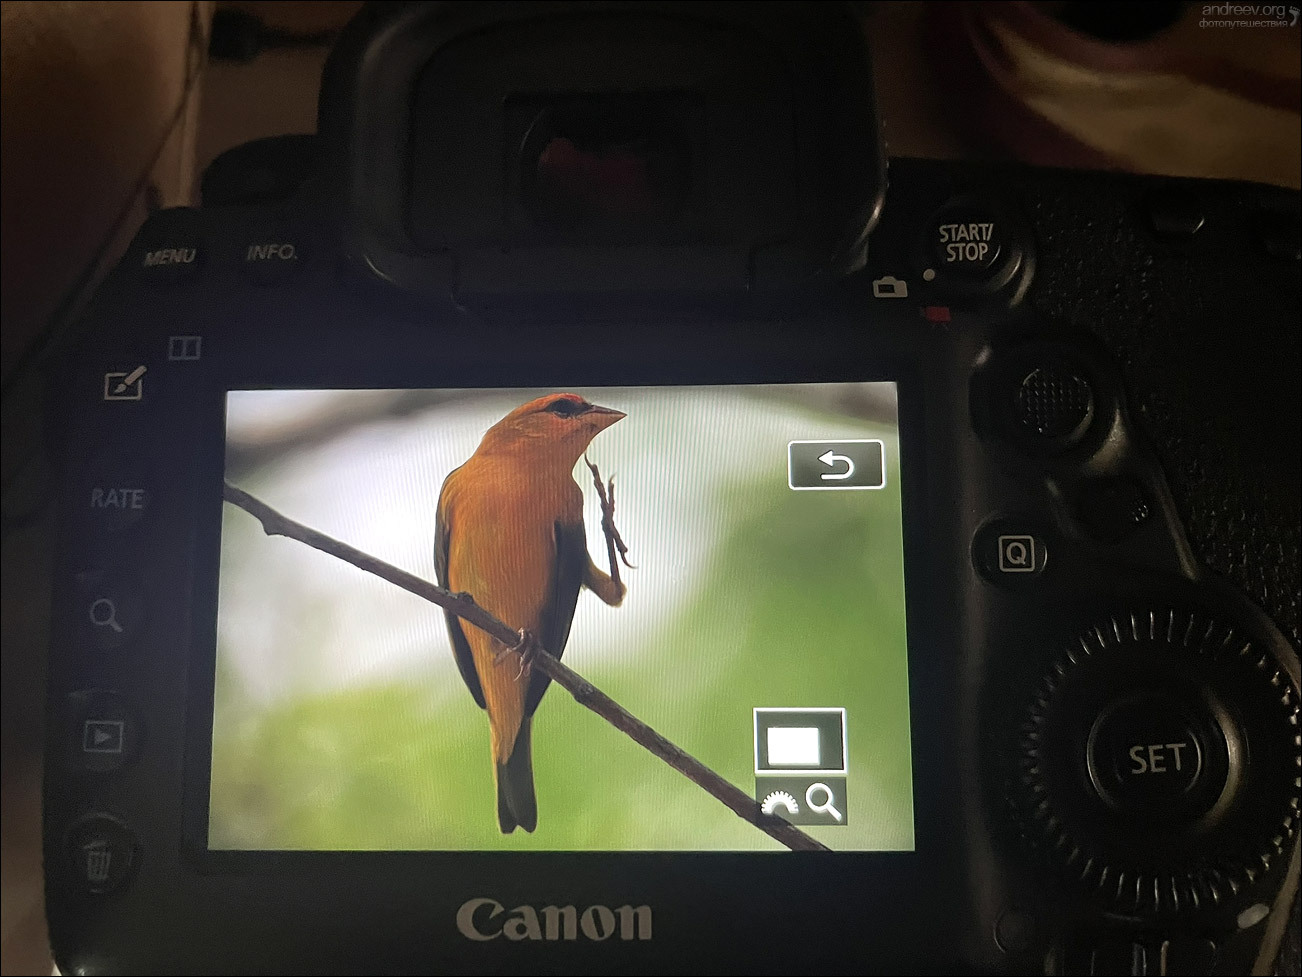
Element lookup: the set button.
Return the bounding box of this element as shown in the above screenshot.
[1085,693,1226,817]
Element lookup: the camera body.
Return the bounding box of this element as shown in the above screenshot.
[43,3,1299,974]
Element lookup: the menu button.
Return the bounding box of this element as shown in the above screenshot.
[142,246,197,268]
[139,241,202,283]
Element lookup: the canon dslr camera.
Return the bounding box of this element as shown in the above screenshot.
[44,3,1299,974]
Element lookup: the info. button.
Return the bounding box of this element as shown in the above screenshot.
[788,440,885,491]
[242,233,304,284]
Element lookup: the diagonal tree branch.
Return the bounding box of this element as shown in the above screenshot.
[223,481,829,853]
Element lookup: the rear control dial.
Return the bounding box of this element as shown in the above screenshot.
[1012,609,1300,917]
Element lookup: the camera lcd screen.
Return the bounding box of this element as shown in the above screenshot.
[210,383,914,852]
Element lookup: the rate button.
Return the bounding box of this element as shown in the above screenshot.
[80,463,154,533]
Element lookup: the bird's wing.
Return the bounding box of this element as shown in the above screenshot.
[524,519,587,716]
[435,482,486,710]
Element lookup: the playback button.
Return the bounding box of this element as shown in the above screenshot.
[65,690,142,774]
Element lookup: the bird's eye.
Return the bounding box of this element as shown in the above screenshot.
[545,398,587,417]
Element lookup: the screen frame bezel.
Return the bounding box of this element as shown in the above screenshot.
[179,360,948,878]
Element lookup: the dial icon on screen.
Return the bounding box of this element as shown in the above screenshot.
[761,791,800,816]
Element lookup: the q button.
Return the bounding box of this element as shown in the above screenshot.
[974,520,1049,586]
[75,570,145,652]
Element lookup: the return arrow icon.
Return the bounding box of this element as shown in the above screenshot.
[817,450,855,480]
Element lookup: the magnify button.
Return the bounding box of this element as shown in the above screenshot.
[806,782,843,822]
[75,570,145,650]
[89,598,124,633]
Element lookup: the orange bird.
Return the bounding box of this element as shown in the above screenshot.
[435,393,629,833]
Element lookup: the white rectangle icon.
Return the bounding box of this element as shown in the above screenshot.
[766,726,821,766]
[754,707,848,776]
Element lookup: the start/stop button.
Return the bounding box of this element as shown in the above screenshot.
[931,207,1003,277]
[1085,692,1229,822]
[919,197,1025,296]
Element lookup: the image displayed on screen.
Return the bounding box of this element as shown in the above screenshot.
[211,383,913,852]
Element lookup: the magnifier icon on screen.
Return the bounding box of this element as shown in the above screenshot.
[89,598,123,633]
[805,782,843,822]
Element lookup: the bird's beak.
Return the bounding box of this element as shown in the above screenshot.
[587,404,626,430]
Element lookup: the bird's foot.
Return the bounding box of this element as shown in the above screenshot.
[495,628,542,680]
[585,455,634,570]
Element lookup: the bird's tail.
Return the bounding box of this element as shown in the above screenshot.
[495,717,537,833]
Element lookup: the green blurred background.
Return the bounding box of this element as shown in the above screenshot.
[211,384,912,852]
